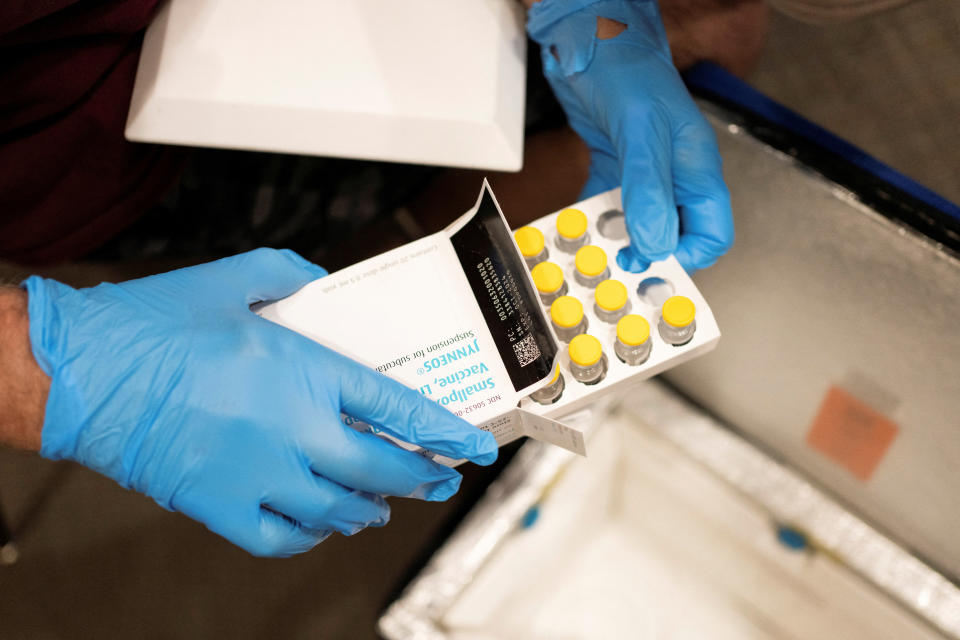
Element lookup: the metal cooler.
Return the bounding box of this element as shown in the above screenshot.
[378,64,960,640]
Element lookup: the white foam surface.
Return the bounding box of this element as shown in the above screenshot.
[440,413,940,639]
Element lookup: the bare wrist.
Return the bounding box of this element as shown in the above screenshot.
[0,286,49,451]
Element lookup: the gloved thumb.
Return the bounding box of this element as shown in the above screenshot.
[212,248,327,305]
[616,116,679,272]
[580,146,620,201]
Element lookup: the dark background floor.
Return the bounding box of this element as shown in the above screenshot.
[2,2,958,639]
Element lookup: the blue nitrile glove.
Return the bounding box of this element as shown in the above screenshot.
[528,0,734,273]
[24,248,497,557]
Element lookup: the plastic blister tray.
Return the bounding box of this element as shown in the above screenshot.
[517,188,721,420]
[258,182,720,459]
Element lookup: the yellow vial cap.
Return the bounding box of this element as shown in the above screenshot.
[662,296,696,328]
[550,296,584,328]
[531,262,565,294]
[514,226,545,258]
[575,245,607,277]
[556,208,588,239]
[569,334,603,367]
[616,314,650,346]
[595,279,628,311]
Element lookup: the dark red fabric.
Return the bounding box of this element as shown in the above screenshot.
[0,0,186,264]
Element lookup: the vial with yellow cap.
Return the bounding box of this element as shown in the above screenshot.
[555,208,590,253]
[550,295,587,342]
[568,334,607,385]
[514,226,549,268]
[531,261,568,306]
[574,245,610,288]
[530,364,565,405]
[615,314,652,366]
[594,279,631,323]
[658,295,697,346]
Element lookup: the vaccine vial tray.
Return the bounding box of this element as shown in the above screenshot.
[517,188,720,423]
[258,183,719,460]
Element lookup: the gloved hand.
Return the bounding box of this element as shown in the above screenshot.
[25,248,497,557]
[528,0,734,273]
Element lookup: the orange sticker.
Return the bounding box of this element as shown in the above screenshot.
[806,386,898,482]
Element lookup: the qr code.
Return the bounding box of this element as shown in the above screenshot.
[512,334,541,367]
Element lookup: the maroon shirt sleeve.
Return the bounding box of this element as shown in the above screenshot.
[0,0,186,264]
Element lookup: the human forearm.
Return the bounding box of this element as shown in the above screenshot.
[0,286,49,451]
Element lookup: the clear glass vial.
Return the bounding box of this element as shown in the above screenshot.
[531,261,568,306]
[530,364,565,405]
[658,295,697,346]
[574,245,610,288]
[550,295,587,342]
[594,279,630,323]
[614,314,652,366]
[514,226,548,268]
[568,334,607,385]
[555,208,590,253]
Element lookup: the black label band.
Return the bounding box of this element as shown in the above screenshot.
[450,186,556,392]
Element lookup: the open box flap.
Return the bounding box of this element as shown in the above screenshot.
[445,179,560,398]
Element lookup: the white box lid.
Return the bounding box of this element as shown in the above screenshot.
[126,0,527,170]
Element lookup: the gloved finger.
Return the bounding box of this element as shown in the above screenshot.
[671,117,734,273]
[335,356,498,466]
[264,471,390,535]
[253,508,331,557]
[217,506,331,558]
[306,423,464,501]
[615,103,680,270]
[580,145,621,201]
[542,70,620,202]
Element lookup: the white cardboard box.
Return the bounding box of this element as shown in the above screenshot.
[125,0,527,170]
[258,181,582,462]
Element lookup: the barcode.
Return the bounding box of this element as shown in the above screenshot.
[512,333,541,367]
